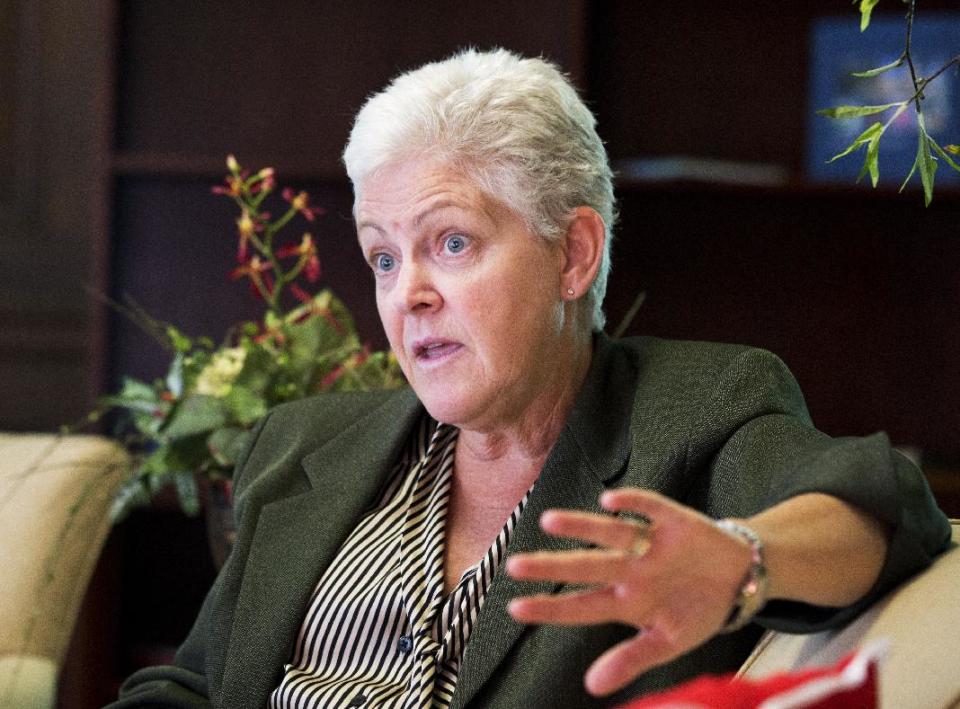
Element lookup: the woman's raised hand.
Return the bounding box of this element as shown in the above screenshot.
[505,488,753,696]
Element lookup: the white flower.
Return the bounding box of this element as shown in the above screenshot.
[194,347,247,398]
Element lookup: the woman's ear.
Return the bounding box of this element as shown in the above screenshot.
[560,206,605,300]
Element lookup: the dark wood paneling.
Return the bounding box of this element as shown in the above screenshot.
[0,1,22,200]
[0,309,90,432]
[605,181,960,456]
[0,0,115,432]
[115,0,588,178]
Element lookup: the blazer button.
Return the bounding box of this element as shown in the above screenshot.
[398,635,413,654]
[348,693,367,706]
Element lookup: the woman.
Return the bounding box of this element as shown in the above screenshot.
[112,49,950,708]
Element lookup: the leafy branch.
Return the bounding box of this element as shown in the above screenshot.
[818,0,960,205]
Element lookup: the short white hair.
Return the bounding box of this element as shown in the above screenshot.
[342,48,616,331]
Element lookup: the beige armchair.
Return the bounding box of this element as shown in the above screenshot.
[0,433,128,709]
[739,521,960,708]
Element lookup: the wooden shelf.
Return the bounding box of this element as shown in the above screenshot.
[112,151,960,207]
[112,151,347,183]
[614,174,960,204]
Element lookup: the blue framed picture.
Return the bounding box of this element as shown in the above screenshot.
[807,13,960,187]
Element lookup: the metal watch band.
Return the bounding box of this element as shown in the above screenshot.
[715,519,769,633]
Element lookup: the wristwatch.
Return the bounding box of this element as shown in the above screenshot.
[715,519,769,632]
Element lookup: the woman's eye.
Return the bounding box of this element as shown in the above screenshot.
[443,233,469,254]
[374,253,395,272]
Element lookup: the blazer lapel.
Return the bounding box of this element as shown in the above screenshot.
[451,334,642,708]
[220,388,423,706]
[449,427,608,709]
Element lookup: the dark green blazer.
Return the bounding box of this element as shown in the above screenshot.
[111,335,950,708]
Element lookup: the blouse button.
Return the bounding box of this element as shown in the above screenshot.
[398,635,413,654]
[347,694,367,706]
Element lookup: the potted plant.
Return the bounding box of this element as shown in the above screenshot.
[86,156,404,564]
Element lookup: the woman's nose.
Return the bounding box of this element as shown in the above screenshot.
[393,261,441,313]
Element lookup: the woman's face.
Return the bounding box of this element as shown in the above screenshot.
[356,158,572,432]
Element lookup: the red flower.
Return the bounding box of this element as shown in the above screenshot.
[276,233,322,283]
[249,167,276,195]
[282,187,324,221]
[319,347,371,389]
[234,210,268,262]
[252,322,286,345]
[290,283,314,304]
[229,256,274,300]
[304,253,321,282]
[320,364,344,389]
[235,210,257,262]
[211,175,244,197]
[213,156,248,196]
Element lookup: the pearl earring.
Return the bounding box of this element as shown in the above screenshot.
[566,288,575,296]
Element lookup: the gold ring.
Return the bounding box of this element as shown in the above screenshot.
[628,520,652,557]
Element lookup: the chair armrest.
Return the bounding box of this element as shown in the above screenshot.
[739,522,960,709]
[0,434,128,665]
[0,654,58,709]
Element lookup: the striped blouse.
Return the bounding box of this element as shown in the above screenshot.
[270,417,532,708]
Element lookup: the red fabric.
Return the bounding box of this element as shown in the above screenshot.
[617,646,880,709]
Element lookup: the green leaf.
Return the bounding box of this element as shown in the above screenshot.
[139,436,209,484]
[163,394,230,438]
[826,122,885,163]
[899,153,919,193]
[96,377,163,426]
[173,471,201,516]
[817,103,901,119]
[207,427,252,468]
[109,477,152,522]
[917,114,937,206]
[96,394,159,416]
[859,0,880,31]
[118,377,158,402]
[166,352,185,396]
[233,345,275,395]
[852,55,905,78]
[223,385,268,425]
[857,129,882,187]
[929,136,960,174]
[166,325,193,352]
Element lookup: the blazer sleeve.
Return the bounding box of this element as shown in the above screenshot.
[685,347,952,633]
[105,413,274,708]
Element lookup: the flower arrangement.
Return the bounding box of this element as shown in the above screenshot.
[90,156,405,521]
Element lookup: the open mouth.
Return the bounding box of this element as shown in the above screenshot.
[413,340,462,361]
